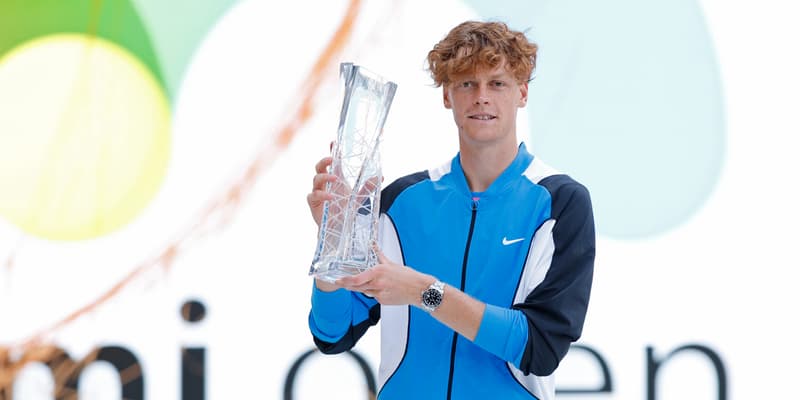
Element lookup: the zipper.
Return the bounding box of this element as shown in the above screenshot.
[446,200,478,400]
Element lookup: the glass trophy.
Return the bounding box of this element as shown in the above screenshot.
[309,63,398,283]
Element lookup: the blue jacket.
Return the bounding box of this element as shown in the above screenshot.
[309,143,595,399]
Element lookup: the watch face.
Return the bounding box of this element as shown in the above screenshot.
[422,288,443,308]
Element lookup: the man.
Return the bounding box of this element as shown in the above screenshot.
[306,20,595,400]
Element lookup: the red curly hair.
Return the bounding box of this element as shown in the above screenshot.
[427,21,538,87]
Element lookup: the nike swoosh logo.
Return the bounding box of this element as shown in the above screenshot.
[502,237,525,246]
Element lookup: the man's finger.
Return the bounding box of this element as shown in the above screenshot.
[374,246,390,264]
[315,157,333,174]
[337,271,371,287]
[307,190,334,204]
[312,173,337,190]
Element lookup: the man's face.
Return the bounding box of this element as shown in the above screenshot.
[443,61,528,147]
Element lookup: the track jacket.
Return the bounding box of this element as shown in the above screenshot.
[309,143,595,399]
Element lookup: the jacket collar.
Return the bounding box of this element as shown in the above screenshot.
[451,142,534,200]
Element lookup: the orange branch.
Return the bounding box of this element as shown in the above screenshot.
[277,0,361,146]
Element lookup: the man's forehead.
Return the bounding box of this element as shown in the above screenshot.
[451,63,514,80]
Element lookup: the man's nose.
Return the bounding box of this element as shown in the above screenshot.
[474,87,489,104]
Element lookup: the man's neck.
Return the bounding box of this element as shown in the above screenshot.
[459,138,519,193]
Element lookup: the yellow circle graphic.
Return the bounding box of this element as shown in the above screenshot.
[0,34,171,241]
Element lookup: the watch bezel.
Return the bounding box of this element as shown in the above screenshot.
[421,280,445,312]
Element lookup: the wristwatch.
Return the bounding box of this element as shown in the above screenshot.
[421,280,445,313]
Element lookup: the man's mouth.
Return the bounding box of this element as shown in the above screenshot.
[469,114,496,120]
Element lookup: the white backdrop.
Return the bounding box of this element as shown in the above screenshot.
[1,0,799,399]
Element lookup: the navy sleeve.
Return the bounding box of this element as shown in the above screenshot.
[513,177,595,376]
[309,283,381,354]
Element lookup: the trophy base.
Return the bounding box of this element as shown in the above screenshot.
[309,259,372,283]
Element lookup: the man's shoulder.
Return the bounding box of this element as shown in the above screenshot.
[536,174,593,217]
[380,170,430,213]
[538,174,589,195]
[521,156,589,198]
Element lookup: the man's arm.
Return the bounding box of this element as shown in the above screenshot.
[306,154,380,353]
[309,281,380,354]
[336,253,529,367]
[512,179,596,375]
[336,252,485,339]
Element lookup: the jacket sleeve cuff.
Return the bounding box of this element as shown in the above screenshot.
[309,282,352,342]
[474,304,529,367]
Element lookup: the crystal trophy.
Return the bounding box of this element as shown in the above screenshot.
[309,63,398,283]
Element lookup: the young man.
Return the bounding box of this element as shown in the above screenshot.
[306,21,595,400]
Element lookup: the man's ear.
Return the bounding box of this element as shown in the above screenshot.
[443,86,452,109]
[518,82,529,108]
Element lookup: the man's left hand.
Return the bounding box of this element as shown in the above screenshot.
[336,248,433,306]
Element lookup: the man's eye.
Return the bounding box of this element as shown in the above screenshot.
[461,81,473,88]
[492,81,505,87]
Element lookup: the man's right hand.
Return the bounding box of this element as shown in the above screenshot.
[307,156,337,227]
[309,155,341,293]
